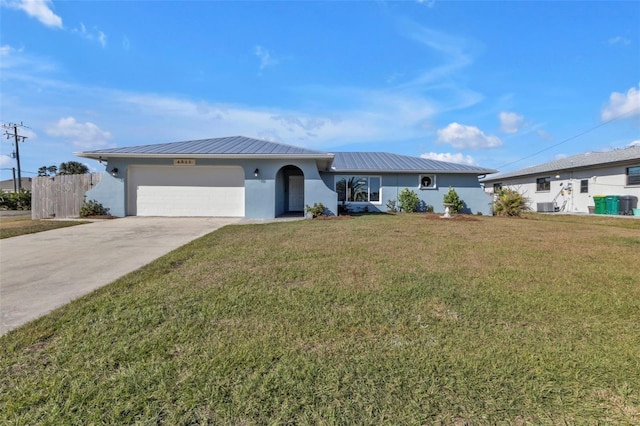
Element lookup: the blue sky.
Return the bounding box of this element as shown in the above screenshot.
[1,0,639,181]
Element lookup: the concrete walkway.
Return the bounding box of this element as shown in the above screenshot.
[0,217,242,336]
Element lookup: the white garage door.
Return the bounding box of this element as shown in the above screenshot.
[128,166,245,217]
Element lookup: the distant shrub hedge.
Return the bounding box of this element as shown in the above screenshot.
[0,189,32,211]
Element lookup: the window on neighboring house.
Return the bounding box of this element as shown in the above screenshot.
[493,183,502,193]
[627,166,640,186]
[335,176,381,203]
[536,177,551,192]
[580,179,589,193]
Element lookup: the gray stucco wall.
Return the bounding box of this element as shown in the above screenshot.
[85,163,126,217]
[85,157,337,218]
[242,158,337,218]
[320,172,494,215]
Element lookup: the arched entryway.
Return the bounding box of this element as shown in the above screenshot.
[275,165,304,217]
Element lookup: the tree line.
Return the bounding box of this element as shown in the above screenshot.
[38,161,89,176]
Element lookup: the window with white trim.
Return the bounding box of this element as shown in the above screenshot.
[627,166,640,186]
[335,176,381,203]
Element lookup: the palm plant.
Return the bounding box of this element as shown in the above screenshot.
[493,188,530,216]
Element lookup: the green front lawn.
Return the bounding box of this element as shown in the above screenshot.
[1,214,639,424]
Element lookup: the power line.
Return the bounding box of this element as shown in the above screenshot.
[1,168,37,175]
[496,105,640,171]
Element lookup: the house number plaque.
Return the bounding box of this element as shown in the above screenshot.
[173,159,196,166]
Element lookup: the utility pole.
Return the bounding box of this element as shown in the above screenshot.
[2,122,28,191]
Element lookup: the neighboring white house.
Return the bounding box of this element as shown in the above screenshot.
[482,146,640,214]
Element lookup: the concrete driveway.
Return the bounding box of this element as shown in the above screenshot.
[0,217,241,336]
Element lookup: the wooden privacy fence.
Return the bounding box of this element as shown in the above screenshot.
[32,173,103,219]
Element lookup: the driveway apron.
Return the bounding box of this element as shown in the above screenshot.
[0,217,241,336]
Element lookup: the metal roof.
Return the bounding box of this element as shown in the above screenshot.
[482,145,640,182]
[331,152,497,174]
[76,136,497,175]
[76,136,332,159]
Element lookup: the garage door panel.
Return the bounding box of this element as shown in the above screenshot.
[128,166,245,217]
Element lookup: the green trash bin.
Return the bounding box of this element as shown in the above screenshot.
[605,195,620,215]
[593,195,606,214]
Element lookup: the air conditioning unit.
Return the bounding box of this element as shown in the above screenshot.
[537,202,555,212]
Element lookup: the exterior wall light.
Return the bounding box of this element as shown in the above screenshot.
[110,168,119,177]
[254,168,259,177]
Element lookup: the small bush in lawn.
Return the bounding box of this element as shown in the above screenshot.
[494,188,530,216]
[398,188,420,213]
[305,202,325,218]
[80,199,110,217]
[443,187,464,214]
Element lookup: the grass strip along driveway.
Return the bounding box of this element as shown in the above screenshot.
[0,215,89,239]
[1,214,639,424]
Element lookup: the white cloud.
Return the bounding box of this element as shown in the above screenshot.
[72,23,107,47]
[398,21,474,87]
[255,45,277,71]
[499,111,524,134]
[601,85,640,121]
[393,20,483,114]
[3,0,62,28]
[0,46,60,76]
[2,19,475,154]
[117,93,378,146]
[115,88,440,148]
[46,117,112,149]
[609,36,630,46]
[0,45,12,56]
[0,155,14,167]
[629,140,640,147]
[98,31,107,48]
[1,27,480,159]
[416,0,436,7]
[19,127,38,140]
[2,1,107,47]
[537,129,553,141]
[436,122,503,150]
[420,152,476,165]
